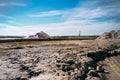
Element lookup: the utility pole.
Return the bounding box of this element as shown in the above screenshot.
[79,30,81,36]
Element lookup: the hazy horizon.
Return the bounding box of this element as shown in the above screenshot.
[0,0,120,36]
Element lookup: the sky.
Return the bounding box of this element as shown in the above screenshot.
[0,0,120,36]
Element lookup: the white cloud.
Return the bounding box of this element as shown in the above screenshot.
[1,5,119,36]
[0,0,119,36]
[0,2,27,7]
[0,23,9,27]
[29,10,63,17]
[0,20,119,36]
[0,14,16,20]
[6,20,20,25]
[29,6,106,22]
[70,8,106,19]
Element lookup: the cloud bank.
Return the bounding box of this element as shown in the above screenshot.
[0,0,120,36]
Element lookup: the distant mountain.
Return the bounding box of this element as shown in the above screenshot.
[35,31,50,39]
[27,31,50,39]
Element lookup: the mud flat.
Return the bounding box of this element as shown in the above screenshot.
[0,30,120,80]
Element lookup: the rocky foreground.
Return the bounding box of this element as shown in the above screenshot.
[0,30,120,80]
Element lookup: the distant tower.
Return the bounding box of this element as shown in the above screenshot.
[79,30,81,36]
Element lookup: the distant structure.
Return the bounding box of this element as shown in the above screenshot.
[35,31,50,39]
[79,30,81,36]
[27,35,36,39]
[26,31,51,39]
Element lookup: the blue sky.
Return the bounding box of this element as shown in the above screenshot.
[0,0,120,36]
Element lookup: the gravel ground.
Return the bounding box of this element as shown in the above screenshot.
[0,37,119,80]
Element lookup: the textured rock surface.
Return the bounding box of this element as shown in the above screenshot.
[0,30,119,80]
[27,31,50,39]
[97,30,120,40]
